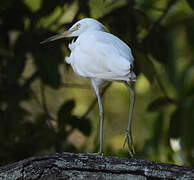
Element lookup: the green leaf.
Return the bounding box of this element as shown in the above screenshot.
[133,9,150,29]
[34,50,61,88]
[169,101,194,152]
[73,117,91,136]
[181,101,194,149]
[143,25,170,64]
[14,115,56,158]
[169,108,182,138]
[5,33,29,83]
[57,100,92,136]
[165,32,177,87]
[5,55,26,83]
[135,51,156,83]
[144,28,178,87]
[138,0,157,10]
[35,32,65,88]
[152,113,164,151]
[187,0,194,10]
[57,100,75,131]
[1,1,31,31]
[39,0,70,17]
[186,19,194,50]
[147,97,176,112]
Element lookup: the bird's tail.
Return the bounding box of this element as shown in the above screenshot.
[65,56,71,64]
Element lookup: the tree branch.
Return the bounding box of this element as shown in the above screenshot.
[143,0,177,42]
[0,152,194,179]
[141,0,178,97]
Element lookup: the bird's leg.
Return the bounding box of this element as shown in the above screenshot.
[97,92,104,155]
[122,81,135,157]
[91,79,104,155]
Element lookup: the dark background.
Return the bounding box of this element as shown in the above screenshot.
[0,0,194,166]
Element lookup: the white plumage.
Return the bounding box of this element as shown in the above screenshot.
[41,18,136,156]
[66,31,136,82]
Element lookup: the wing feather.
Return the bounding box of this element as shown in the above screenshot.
[70,31,135,80]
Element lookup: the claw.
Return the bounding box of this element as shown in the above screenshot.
[121,130,135,157]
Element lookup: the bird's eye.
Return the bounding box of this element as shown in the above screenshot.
[75,23,80,30]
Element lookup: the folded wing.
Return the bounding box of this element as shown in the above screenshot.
[70,31,135,81]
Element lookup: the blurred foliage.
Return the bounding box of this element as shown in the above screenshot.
[0,0,194,167]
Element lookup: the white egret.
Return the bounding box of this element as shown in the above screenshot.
[41,18,136,156]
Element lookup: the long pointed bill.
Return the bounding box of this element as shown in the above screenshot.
[40,30,73,44]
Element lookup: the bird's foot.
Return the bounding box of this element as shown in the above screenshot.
[121,130,135,157]
[97,152,104,156]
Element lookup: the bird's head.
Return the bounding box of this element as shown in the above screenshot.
[40,18,106,44]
